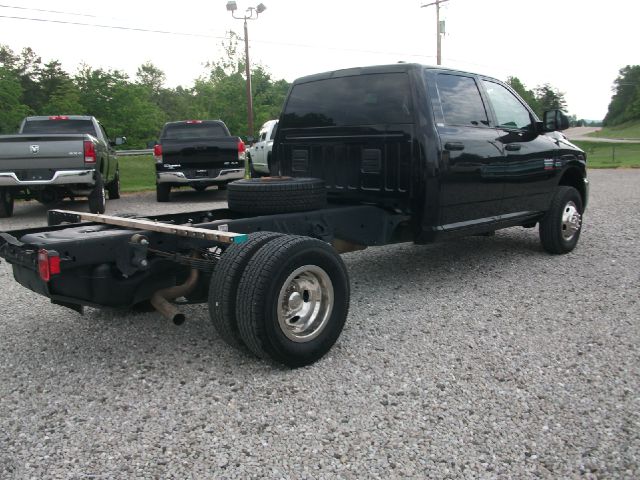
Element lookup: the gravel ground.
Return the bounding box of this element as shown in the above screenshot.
[0,171,638,479]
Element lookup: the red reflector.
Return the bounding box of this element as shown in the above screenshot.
[49,115,69,120]
[153,144,163,156]
[186,120,203,124]
[84,140,97,164]
[38,249,61,282]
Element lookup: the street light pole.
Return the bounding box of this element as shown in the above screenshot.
[243,18,253,138]
[226,1,266,138]
[421,0,449,65]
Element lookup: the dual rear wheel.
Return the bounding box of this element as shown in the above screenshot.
[209,233,349,368]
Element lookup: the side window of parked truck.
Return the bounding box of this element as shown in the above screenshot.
[435,74,489,127]
[482,80,533,130]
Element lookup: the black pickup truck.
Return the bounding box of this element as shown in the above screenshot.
[153,120,245,202]
[0,64,587,368]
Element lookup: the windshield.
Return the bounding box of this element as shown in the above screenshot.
[21,119,97,136]
[162,123,228,140]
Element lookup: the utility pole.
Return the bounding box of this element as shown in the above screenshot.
[421,0,449,65]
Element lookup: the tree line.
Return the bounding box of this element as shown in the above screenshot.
[603,65,640,127]
[0,36,289,148]
[3,39,634,142]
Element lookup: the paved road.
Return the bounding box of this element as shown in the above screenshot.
[564,127,639,143]
[1,171,638,478]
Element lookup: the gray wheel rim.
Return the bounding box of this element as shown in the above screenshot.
[277,265,334,343]
[561,200,581,241]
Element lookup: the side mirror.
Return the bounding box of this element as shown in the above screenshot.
[115,136,127,146]
[542,110,570,132]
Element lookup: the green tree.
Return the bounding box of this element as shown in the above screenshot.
[534,84,567,113]
[0,67,30,133]
[603,65,640,126]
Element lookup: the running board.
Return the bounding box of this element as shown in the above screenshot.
[47,210,248,244]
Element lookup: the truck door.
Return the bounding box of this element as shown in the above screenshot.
[430,72,505,227]
[480,80,557,215]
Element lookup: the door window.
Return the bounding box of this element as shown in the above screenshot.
[482,80,533,130]
[435,74,489,127]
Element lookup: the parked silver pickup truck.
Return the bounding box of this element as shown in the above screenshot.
[0,115,125,217]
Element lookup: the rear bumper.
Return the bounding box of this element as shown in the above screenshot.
[156,168,244,185]
[0,169,95,187]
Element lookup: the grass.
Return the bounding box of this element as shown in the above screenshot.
[587,121,640,140]
[573,141,640,168]
[119,155,156,192]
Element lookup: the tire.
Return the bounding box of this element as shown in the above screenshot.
[88,173,106,214]
[193,185,207,192]
[208,232,283,349]
[107,169,121,200]
[227,177,326,215]
[539,186,583,254]
[0,187,14,218]
[156,183,171,202]
[236,235,350,368]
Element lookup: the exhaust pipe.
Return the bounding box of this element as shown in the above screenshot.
[150,267,199,325]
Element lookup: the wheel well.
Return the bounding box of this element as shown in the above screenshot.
[559,167,586,206]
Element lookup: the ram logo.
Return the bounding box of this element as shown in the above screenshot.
[30,145,40,154]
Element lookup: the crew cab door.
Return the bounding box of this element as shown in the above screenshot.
[480,79,558,215]
[429,72,505,227]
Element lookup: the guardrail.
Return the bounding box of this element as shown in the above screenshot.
[117,149,153,156]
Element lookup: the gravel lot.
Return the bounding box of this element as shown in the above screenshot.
[1,171,638,479]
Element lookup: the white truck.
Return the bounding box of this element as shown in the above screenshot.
[247,119,277,176]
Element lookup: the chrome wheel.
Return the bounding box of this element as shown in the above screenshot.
[561,201,582,241]
[277,265,334,343]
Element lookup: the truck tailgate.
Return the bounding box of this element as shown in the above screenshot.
[161,137,239,169]
[0,135,87,172]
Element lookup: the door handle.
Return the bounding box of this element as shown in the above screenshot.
[505,143,521,151]
[444,142,464,151]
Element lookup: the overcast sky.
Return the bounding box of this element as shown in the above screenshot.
[1,0,637,119]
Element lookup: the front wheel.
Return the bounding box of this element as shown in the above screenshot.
[88,173,106,214]
[539,186,583,254]
[0,187,14,218]
[236,235,350,368]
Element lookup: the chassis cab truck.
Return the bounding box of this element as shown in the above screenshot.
[0,64,587,367]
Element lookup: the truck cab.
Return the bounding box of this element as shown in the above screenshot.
[247,119,278,175]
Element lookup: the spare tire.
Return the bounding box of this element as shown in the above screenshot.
[227,177,326,215]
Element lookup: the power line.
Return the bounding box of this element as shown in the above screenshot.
[0,13,437,60]
[0,14,228,39]
[0,3,106,19]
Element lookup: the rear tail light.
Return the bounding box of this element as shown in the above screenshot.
[185,120,203,124]
[49,115,69,120]
[84,140,97,164]
[238,140,246,162]
[153,144,163,164]
[38,249,61,282]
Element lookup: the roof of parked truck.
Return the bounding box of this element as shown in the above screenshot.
[292,63,495,85]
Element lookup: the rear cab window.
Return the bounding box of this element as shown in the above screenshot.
[162,122,229,140]
[281,73,414,128]
[21,119,97,136]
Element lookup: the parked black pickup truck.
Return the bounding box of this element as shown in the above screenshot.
[0,64,587,368]
[0,115,125,217]
[153,120,245,202]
